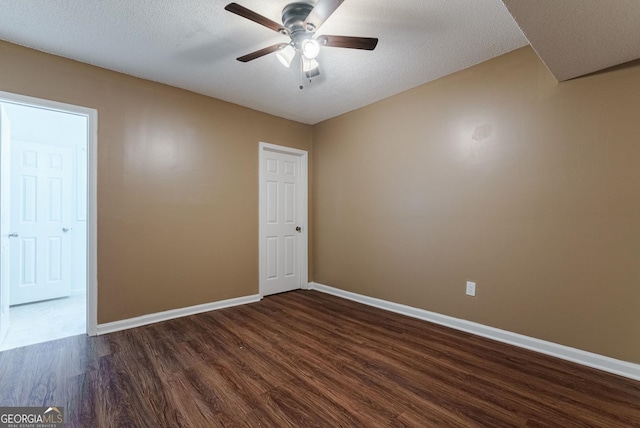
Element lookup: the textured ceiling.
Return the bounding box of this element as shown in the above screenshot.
[0,0,527,124]
[2,1,637,124]
[503,0,640,82]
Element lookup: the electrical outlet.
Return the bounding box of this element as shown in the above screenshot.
[466,281,476,297]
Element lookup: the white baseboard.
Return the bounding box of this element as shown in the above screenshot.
[96,294,261,335]
[308,282,640,382]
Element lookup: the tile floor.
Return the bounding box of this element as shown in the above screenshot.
[0,293,86,351]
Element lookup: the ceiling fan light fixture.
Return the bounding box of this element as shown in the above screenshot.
[301,38,320,59]
[276,44,296,67]
[302,57,320,78]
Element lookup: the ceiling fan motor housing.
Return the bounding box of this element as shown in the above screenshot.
[282,2,315,42]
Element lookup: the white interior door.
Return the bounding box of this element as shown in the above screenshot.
[0,107,11,341]
[9,140,73,305]
[260,145,307,296]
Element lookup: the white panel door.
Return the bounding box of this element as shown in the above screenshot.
[9,141,73,305]
[261,150,302,295]
[0,107,11,341]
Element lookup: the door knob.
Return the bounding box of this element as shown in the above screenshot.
[8,233,18,238]
[62,228,70,232]
[295,226,301,232]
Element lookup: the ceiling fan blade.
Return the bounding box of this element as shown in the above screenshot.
[303,0,344,31]
[225,3,285,33]
[237,43,289,62]
[317,35,379,50]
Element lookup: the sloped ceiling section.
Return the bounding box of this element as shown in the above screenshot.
[502,0,640,81]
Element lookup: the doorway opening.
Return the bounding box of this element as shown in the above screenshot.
[0,92,97,350]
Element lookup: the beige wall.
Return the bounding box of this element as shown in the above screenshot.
[0,41,313,324]
[2,40,638,364]
[313,47,640,364]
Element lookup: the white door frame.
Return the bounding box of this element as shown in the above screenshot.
[258,142,308,297]
[0,106,11,342]
[0,91,98,336]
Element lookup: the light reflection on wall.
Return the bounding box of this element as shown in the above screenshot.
[453,118,495,164]
[148,135,178,172]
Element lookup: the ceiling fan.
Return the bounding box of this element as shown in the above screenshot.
[224,0,378,80]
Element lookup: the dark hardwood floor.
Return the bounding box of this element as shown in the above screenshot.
[0,290,638,427]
